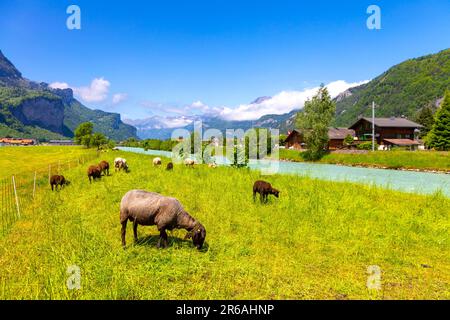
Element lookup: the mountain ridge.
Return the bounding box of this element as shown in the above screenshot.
[334,48,450,126]
[0,50,137,141]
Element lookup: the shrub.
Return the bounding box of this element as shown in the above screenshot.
[357,141,379,150]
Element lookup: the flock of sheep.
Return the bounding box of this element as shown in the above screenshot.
[48,155,280,251]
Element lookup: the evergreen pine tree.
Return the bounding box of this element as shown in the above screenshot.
[414,105,435,138]
[427,91,450,151]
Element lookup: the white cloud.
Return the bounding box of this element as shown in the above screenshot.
[50,78,111,103]
[112,93,128,105]
[49,82,70,89]
[218,80,369,121]
[124,115,194,129]
[159,116,194,128]
[74,78,110,103]
[130,79,369,127]
[191,100,206,108]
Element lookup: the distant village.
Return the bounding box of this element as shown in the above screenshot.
[0,138,76,147]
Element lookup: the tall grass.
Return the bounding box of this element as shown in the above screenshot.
[0,151,449,299]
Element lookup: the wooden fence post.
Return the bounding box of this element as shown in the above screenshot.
[12,175,20,219]
[33,171,37,199]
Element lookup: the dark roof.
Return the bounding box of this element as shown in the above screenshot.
[48,140,75,144]
[383,139,420,146]
[287,128,355,140]
[285,129,302,140]
[328,128,355,140]
[350,117,423,129]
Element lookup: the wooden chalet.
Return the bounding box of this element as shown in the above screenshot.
[285,128,355,150]
[349,117,423,149]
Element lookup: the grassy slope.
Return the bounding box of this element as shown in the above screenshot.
[0,150,448,300]
[0,146,97,178]
[278,149,450,172]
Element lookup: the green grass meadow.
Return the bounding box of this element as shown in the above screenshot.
[0,148,449,299]
[0,146,98,178]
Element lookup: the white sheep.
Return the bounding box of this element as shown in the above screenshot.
[184,158,195,167]
[153,157,162,166]
[114,157,129,172]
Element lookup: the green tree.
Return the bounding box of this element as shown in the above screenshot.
[91,133,108,150]
[344,134,354,146]
[74,122,94,148]
[427,91,450,151]
[123,137,140,147]
[279,134,288,146]
[295,85,336,160]
[414,105,435,138]
[107,139,116,150]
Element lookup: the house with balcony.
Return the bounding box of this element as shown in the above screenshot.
[348,117,423,150]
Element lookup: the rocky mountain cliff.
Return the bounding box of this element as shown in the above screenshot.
[0,50,137,141]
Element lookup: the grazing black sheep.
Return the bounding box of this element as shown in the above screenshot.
[120,190,206,250]
[253,180,279,203]
[87,165,102,183]
[166,162,174,171]
[50,175,70,191]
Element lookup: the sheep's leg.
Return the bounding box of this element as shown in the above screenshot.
[121,220,127,248]
[253,191,256,202]
[133,221,138,243]
[51,184,54,191]
[157,229,168,249]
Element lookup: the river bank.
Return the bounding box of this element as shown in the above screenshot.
[276,149,450,174]
[118,147,450,197]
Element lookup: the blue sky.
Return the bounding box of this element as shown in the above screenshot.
[1,0,449,123]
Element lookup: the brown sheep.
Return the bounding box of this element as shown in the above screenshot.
[50,175,70,191]
[166,162,174,171]
[87,165,102,183]
[99,160,110,176]
[120,190,206,250]
[253,180,279,203]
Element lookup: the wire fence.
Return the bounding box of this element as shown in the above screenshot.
[0,151,100,236]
